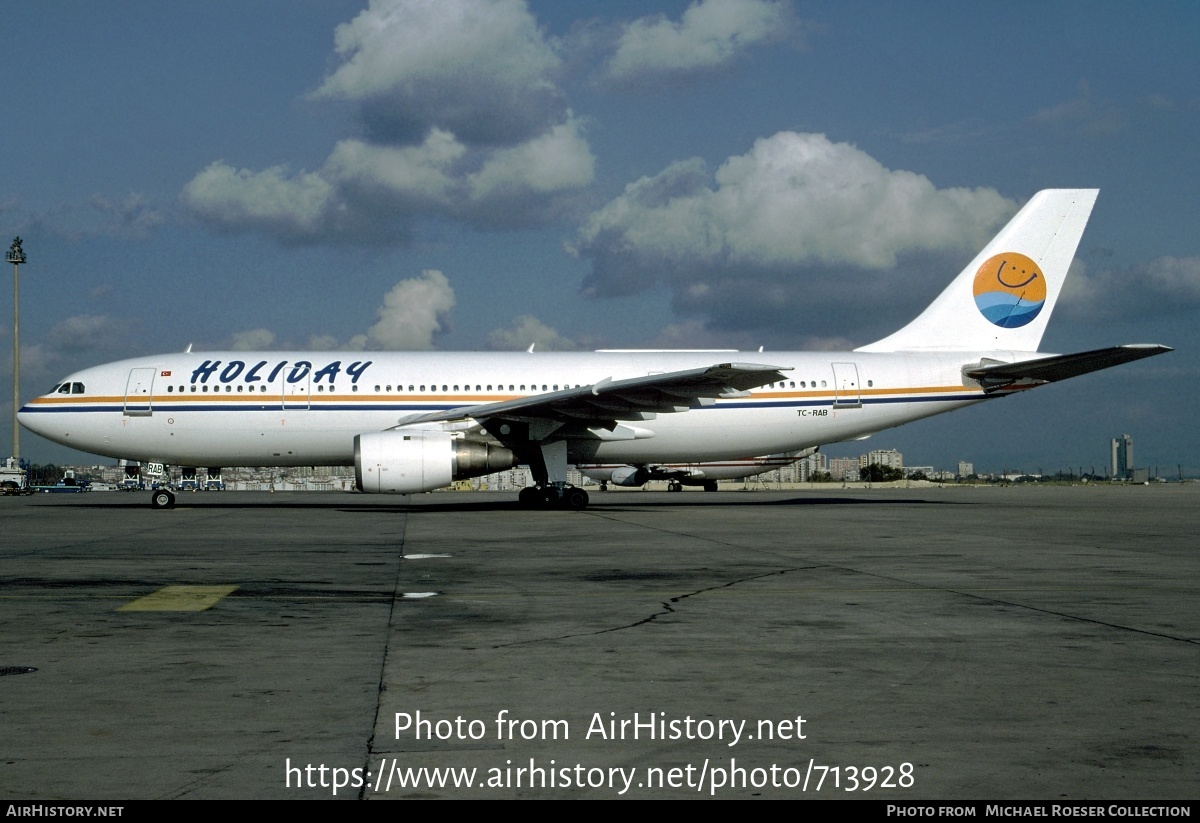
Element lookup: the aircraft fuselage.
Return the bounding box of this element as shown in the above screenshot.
[19,348,1010,468]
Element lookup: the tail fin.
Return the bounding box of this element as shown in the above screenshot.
[857,189,1098,353]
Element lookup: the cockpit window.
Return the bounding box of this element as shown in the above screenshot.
[57,384,71,394]
[48,384,62,394]
[71,382,85,394]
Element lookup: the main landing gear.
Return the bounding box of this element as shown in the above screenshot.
[150,489,175,509]
[519,439,590,510]
[519,484,590,511]
[667,480,719,492]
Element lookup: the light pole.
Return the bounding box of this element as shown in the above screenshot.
[7,237,25,460]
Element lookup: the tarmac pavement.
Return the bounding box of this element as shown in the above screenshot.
[0,484,1196,799]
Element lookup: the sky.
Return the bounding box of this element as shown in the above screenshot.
[2,0,1199,475]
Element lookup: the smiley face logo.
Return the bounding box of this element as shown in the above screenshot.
[973,252,1046,328]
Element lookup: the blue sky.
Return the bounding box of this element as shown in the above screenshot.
[3,0,1198,474]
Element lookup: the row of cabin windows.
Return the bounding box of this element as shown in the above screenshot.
[372,384,581,393]
[166,385,270,393]
[159,383,584,394]
[765,380,874,389]
[140,379,877,395]
[160,383,585,394]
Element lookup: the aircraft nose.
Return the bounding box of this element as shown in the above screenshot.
[17,404,48,437]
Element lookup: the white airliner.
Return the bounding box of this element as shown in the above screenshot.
[19,190,1168,510]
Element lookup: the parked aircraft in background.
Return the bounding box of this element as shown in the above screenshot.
[19,190,1169,510]
[579,449,816,492]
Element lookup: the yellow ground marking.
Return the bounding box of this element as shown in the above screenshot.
[117,585,239,612]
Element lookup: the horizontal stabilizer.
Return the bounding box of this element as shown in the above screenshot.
[964,344,1171,392]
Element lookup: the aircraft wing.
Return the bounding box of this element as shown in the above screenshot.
[964,344,1171,392]
[393,362,791,430]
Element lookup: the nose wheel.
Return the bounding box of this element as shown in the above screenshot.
[150,489,176,509]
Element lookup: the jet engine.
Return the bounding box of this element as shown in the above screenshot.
[609,466,650,487]
[355,430,516,494]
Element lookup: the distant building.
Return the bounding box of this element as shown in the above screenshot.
[828,457,859,480]
[957,461,974,478]
[1111,434,1133,480]
[797,451,828,481]
[861,449,903,470]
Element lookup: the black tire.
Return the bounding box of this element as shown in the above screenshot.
[518,487,540,507]
[704,481,719,492]
[151,490,175,509]
[564,488,589,511]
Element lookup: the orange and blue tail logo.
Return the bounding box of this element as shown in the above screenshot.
[972,252,1046,328]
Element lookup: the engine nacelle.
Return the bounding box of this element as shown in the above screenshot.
[609,466,650,487]
[355,430,516,494]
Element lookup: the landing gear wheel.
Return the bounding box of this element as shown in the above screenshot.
[151,489,175,510]
[668,481,682,492]
[518,487,541,507]
[564,487,590,511]
[703,481,719,492]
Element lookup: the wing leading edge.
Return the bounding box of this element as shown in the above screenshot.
[391,362,791,430]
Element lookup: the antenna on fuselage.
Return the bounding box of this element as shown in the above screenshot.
[184,343,193,353]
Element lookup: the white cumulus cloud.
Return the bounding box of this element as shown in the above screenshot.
[181,162,334,240]
[230,328,277,351]
[182,1,593,244]
[364,269,456,350]
[486,315,577,351]
[574,132,1014,295]
[606,0,796,85]
[571,132,1016,340]
[313,0,564,145]
[325,130,467,210]
[469,118,595,202]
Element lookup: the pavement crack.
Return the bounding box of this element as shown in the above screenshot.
[493,566,817,648]
[358,511,410,801]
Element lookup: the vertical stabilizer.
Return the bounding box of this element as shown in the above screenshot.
[856,189,1098,353]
